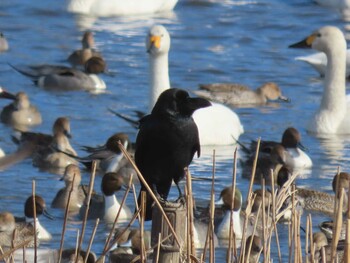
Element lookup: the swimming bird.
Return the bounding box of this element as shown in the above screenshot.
[136,88,210,221]
[146,24,243,145]
[295,49,350,77]
[244,235,262,263]
[10,62,106,92]
[66,0,178,16]
[242,144,288,184]
[290,26,350,134]
[51,164,89,213]
[194,82,290,107]
[67,133,130,173]
[0,87,42,130]
[67,31,102,68]
[80,172,132,224]
[216,186,244,240]
[16,195,53,241]
[249,127,312,169]
[0,211,37,249]
[0,32,9,52]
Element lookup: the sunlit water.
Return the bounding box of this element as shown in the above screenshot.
[0,0,350,261]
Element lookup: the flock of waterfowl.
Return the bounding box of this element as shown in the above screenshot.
[0,0,350,262]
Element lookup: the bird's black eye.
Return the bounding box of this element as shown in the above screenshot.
[317,33,321,37]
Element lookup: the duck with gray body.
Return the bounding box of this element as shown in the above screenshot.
[0,88,42,130]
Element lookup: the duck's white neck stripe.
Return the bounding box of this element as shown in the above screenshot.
[149,53,170,111]
[104,195,120,218]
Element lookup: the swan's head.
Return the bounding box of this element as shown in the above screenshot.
[289,26,346,54]
[146,25,171,56]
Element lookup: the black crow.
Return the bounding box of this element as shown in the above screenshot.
[136,88,211,220]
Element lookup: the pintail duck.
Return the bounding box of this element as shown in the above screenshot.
[249,127,312,169]
[10,61,106,92]
[244,235,262,263]
[15,195,53,241]
[68,133,130,173]
[0,32,9,52]
[0,87,42,130]
[67,31,102,68]
[110,228,151,262]
[216,187,244,240]
[80,172,132,225]
[290,26,350,134]
[195,82,289,107]
[146,25,243,145]
[242,144,287,184]
[51,164,89,213]
[61,248,97,263]
[0,211,38,249]
[279,171,349,216]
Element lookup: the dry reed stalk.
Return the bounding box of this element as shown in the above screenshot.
[201,150,216,263]
[155,233,161,263]
[345,179,350,263]
[305,215,309,262]
[130,234,172,263]
[226,148,238,263]
[140,191,146,263]
[76,161,97,260]
[261,180,268,262]
[185,169,195,262]
[84,218,99,263]
[74,229,80,262]
[246,202,262,263]
[296,213,302,263]
[331,188,344,262]
[246,138,261,202]
[132,183,141,222]
[103,174,133,253]
[0,239,32,261]
[31,181,37,263]
[118,141,181,247]
[58,172,77,263]
[309,215,314,263]
[269,170,282,263]
[239,193,257,263]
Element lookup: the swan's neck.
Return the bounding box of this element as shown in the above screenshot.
[149,53,170,111]
[323,47,346,112]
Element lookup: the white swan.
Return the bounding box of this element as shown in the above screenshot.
[290,26,350,134]
[147,25,244,145]
[295,49,350,77]
[66,0,178,16]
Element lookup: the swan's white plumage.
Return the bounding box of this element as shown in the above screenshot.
[147,25,244,145]
[66,0,178,16]
[294,26,350,134]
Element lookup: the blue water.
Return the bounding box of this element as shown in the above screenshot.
[0,0,349,261]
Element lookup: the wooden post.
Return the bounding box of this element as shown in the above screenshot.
[151,201,186,263]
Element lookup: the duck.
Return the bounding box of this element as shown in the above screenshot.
[146,25,243,145]
[0,87,42,130]
[31,124,78,170]
[194,82,290,107]
[68,133,130,173]
[249,127,312,169]
[60,248,97,263]
[295,49,350,78]
[216,187,244,240]
[0,211,38,249]
[242,144,287,184]
[51,164,89,213]
[15,195,53,241]
[243,235,262,263]
[279,171,349,216]
[67,31,102,68]
[0,32,9,52]
[10,61,106,92]
[66,0,178,16]
[79,172,132,225]
[290,26,350,134]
